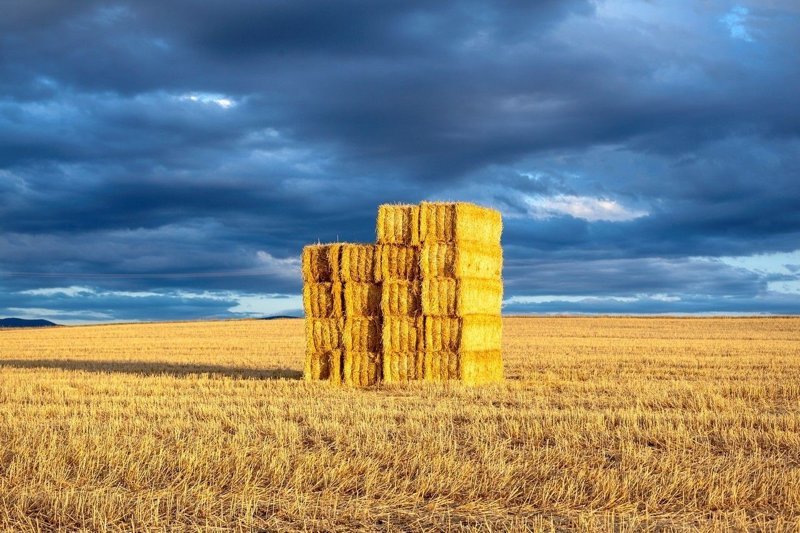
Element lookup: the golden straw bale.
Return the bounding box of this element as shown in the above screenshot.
[420,242,502,279]
[382,351,423,383]
[375,244,419,282]
[302,282,343,318]
[423,351,460,381]
[380,280,421,316]
[419,202,502,244]
[421,278,503,316]
[424,315,502,352]
[305,318,344,352]
[301,244,343,283]
[343,317,381,352]
[382,315,423,352]
[303,350,342,384]
[460,350,504,385]
[340,244,377,283]
[344,282,381,317]
[376,204,420,245]
[343,351,381,387]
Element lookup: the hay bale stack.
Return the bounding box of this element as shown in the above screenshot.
[302,244,344,383]
[339,244,382,387]
[419,202,504,384]
[376,205,423,383]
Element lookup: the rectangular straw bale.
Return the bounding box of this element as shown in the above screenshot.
[419,202,502,244]
[424,315,502,352]
[343,316,381,352]
[423,351,460,382]
[382,315,423,352]
[383,351,423,383]
[380,280,421,316]
[344,282,381,317]
[340,243,377,283]
[302,282,343,318]
[421,278,503,316]
[343,351,381,387]
[376,204,420,245]
[460,350,504,385]
[420,242,502,279]
[305,318,344,352]
[375,244,419,282]
[301,243,343,282]
[303,350,342,384]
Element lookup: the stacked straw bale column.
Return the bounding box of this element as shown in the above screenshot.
[376,204,424,382]
[340,244,382,386]
[302,244,344,383]
[419,202,504,385]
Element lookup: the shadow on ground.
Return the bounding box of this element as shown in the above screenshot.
[0,359,302,380]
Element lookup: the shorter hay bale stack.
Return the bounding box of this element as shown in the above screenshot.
[339,244,382,387]
[419,202,504,384]
[302,244,344,383]
[376,204,423,382]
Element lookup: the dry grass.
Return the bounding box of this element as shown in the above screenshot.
[1,317,799,531]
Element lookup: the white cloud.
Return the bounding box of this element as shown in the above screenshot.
[21,286,94,297]
[227,294,303,317]
[721,6,753,42]
[178,92,237,109]
[717,250,800,294]
[256,250,301,279]
[523,194,648,222]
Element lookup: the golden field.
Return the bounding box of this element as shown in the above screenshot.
[0,317,799,531]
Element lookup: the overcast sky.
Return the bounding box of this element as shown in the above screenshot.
[1,0,799,323]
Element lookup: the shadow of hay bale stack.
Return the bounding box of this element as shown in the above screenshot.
[302,201,503,386]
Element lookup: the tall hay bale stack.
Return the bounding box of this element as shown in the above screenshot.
[418,202,504,385]
[302,244,345,383]
[339,243,382,387]
[376,204,423,383]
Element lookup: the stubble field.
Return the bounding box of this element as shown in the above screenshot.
[0,317,799,531]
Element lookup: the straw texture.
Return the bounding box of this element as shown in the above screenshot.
[305,318,344,352]
[383,351,424,383]
[418,202,502,244]
[423,351,460,381]
[302,244,343,283]
[343,351,381,387]
[420,242,502,279]
[376,204,420,245]
[303,350,342,384]
[421,278,503,316]
[302,282,344,318]
[343,317,381,353]
[375,244,419,282]
[382,315,423,352]
[340,244,377,283]
[424,315,502,352]
[344,282,381,317]
[380,280,421,316]
[460,350,504,385]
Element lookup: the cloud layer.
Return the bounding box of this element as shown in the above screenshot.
[1,0,799,321]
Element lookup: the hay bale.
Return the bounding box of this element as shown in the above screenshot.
[376,204,420,245]
[301,244,343,283]
[424,315,502,352]
[383,351,423,383]
[419,202,502,244]
[344,282,381,317]
[302,282,344,318]
[460,350,504,385]
[343,351,381,387]
[423,351,460,381]
[380,280,421,316]
[375,244,419,282]
[340,244,377,283]
[303,349,342,384]
[421,278,503,316]
[420,242,502,279]
[343,317,381,352]
[382,315,422,352]
[305,318,344,352]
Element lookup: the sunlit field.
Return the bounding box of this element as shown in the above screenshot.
[1,317,799,530]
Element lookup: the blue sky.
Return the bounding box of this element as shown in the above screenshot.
[1,0,799,323]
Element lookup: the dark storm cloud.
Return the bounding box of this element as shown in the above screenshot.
[1,0,799,321]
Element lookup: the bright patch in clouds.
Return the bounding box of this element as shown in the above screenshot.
[178,92,237,108]
[721,6,753,42]
[524,195,648,222]
[256,251,301,279]
[718,250,800,294]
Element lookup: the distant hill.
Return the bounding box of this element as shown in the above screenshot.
[260,315,301,320]
[0,318,58,328]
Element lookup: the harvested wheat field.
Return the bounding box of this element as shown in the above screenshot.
[1,317,799,531]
